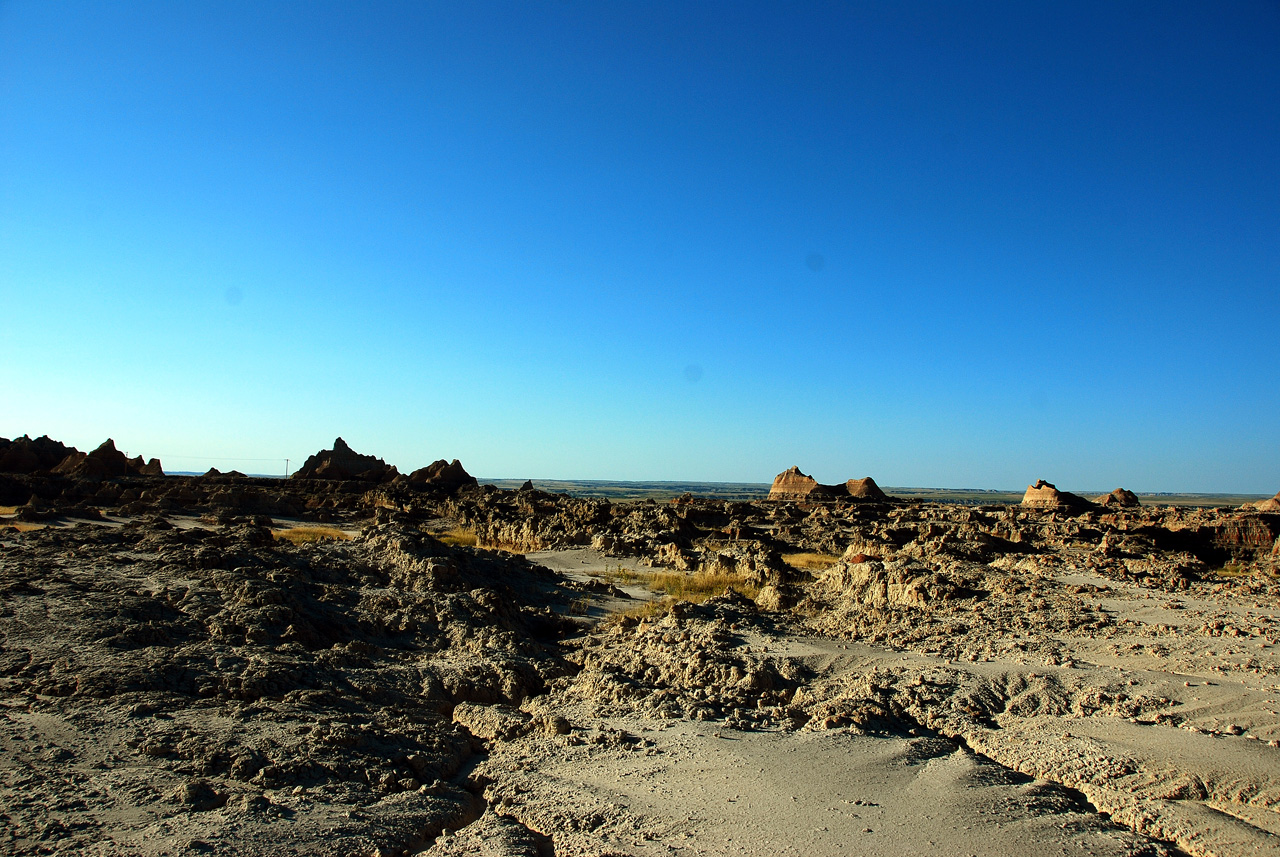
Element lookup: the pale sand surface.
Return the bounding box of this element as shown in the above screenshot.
[459,716,1167,857]
[432,548,1280,857]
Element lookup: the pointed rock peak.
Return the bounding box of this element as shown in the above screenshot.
[292,438,395,483]
[407,459,478,492]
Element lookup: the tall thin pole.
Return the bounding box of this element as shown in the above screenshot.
[284,458,290,478]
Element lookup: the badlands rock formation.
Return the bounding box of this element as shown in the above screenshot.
[846,475,888,500]
[291,437,398,482]
[406,459,478,491]
[0,436,163,480]
[0,435,74,474]
[768,465,827,499]
[1095,487,1142,507]
[768,466,890,501]
[3,437,1280,857]
[1022,478,1093,510]
[1250,491,1280,512]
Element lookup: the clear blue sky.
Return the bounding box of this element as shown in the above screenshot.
[2,1,1277,492]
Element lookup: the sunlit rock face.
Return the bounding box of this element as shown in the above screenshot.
[1021,479,1092,510]
[846,477,887,500]
[768,466,844,500]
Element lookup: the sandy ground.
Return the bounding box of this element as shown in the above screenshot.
[438,710,1175,857]
[4,523,1278,856]
[428,548,1280,857]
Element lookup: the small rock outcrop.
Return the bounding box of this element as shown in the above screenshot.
[1094,488,1140,508]
[1022,479,1092,510]
[845,476,888,500]
[291,438,397,482]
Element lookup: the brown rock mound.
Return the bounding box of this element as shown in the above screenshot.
[291,438,397,482]
[1094,488,1140,508]
[846,476,888,500]
[1022,479,1092,510]
[407,459,478,491]
[1248,492,1280,512]
[0,435,75,474]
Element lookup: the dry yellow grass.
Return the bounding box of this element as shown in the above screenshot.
[1,522,45,533]
[782,551,841,571]
[0,506,19,516]
[598,566,760,624]
[272,526,352,545]
[435,527,478,548]
[592,566,757,601]
[647,569,759,602]
[1212,563,1276,580]
[591,565,652,586]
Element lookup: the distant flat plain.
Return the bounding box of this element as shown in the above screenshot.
[480,478,1268,507]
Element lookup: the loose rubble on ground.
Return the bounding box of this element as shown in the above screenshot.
[2,437,1279,856]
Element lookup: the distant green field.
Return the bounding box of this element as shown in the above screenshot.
[480,479,1267,508]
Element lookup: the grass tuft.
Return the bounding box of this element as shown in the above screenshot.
[591,565,652,586]
[647,569,759,602]
[782,552,841,571]
[596,566,761,625]
[273,526,351,545]
[435,527,478,548]
[1,522,45,533]
[1212,563,1277,579]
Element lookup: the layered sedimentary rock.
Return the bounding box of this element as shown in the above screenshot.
[1022,479,1093,510]
[769,466,822,499]
[291,438,397,482]
[769,467,886,501]
[846,476,888,500]
[1094,488,1141,508]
